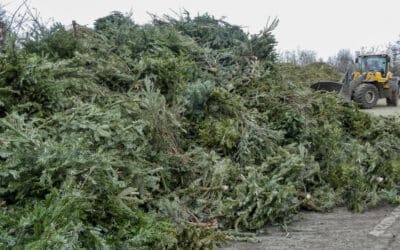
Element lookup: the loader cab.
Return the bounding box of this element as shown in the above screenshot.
[311,53,397,109]
[356,54,390,77]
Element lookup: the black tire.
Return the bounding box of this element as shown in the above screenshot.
[353,83,379,109]
[386,82,399,107]
[386,77,399,107]
[390,88,398,106]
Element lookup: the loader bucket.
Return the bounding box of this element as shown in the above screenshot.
[310,81,343,92]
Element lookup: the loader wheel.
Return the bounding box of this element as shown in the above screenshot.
[353,84,379,109]
[387,87,399,106]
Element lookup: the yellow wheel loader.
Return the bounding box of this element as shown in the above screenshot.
[311,54,399,109]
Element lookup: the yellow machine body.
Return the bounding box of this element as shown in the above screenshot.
[311,54,399,109]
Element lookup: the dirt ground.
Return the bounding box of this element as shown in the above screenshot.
[363,99,400,117]
[222,99,400,250]
[222,206,400,250]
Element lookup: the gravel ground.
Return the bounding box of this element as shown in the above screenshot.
[362,99,400,117]
[222,206,400,250]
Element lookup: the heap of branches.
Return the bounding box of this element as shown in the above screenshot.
[1,9,400,249]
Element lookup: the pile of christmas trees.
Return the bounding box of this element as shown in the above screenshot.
[1,11,400,249]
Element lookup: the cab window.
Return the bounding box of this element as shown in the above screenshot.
[359,56,387,75]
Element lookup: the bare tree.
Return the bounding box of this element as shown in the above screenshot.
[279,48,318,65]
[359,45,386,55]
[0,5,7,47]
[328,49,354,73]
[0,0,48,48]
[298,49,317,65]
[386,39,400,75]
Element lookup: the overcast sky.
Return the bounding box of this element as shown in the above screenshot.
[3,0,400,59]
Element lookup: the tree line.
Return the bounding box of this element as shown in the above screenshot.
[279,41,400,75]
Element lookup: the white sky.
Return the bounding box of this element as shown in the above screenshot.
[3,0,400,59]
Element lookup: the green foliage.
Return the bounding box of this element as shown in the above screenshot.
[94,11,135,33]
[277,62,342,86]
[2,10,400,249]
[223,149,309,231]
[24,23,83,59]
[163,11,248,50]
[199,118,240,153]
[249,19,279,62]
[137,52,197,102]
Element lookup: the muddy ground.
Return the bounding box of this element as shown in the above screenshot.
[222,99,400,250]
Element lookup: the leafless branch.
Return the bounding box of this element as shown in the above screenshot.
[8,0,28,31]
